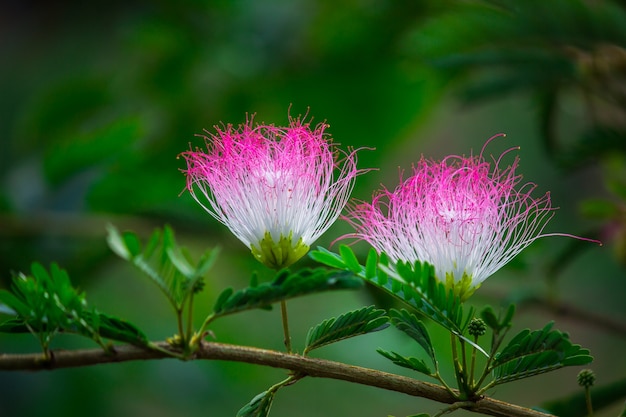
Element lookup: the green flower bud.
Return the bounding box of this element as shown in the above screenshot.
[468,318,487,337]
[577,369,596,387]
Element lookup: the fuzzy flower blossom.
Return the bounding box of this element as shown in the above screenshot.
[181,115,361,269]
[344,134,600,300]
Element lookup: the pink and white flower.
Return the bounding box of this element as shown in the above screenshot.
[181,115,361,269]
[344,134,600,300]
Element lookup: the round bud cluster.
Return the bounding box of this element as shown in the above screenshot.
[468,318,487,337]
[577,369,596,387]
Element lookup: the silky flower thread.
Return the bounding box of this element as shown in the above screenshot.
[181,115,362,270]
[344,133,600,300]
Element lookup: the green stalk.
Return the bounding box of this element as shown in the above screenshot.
[146,341,186,359]
[433,372,457,398]
[585,386,594,417]
[190,312,216,349]
[469,336,479,390]
[459,339,468,384]
[175,307,185,344]
[280,300,292,353]
[475,328,509,392]
[450,334,466,399]
[433,401,475,417]
[185,296,195,349]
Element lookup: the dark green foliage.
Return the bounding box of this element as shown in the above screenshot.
[408,0,626,100]
[106,224,218,312]
[304,306,389,354]
[490,322,593,385]
[376,349,433,376]
[0,263,148,351]
[406,0,626,174]
[236,390,275,417]
[212,268,362,317]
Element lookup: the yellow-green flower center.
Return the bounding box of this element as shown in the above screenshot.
[445,271,479,301]
[250,231,310,269]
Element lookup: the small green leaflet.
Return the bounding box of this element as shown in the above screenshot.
[213,268,362,317]
[490,322,593,385]
[236,390,275,417]
[388,309,435,365]
[377,349,433,376]
[303,306,389,354]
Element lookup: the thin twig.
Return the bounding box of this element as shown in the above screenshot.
[0,341,554,417]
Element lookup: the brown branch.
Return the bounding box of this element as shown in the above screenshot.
[0,341,553,417]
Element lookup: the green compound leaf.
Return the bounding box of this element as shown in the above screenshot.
[236,390,275,417]
[310,246,483,355]
[106,224,218,311]
[304,306,389,354]
[0,262,88,347]
[377,348,433,376]
[213,268,362,317]
[388,309,435,365]
[491,322,593,385]
[0,263,149,351]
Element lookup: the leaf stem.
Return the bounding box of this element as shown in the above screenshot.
[475,327,509,392]
[460,338,468,385]
[190,313,216,349]
[450,333,465,399]
[146,341,186,360]
[469,336,479,389]
[175,307,185,345]
[280,300,293,353]
[434,372,457,398]
[185,296,195,348]
[433,401,476,416]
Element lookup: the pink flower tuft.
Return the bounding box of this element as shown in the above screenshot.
[344,134,600,299]
[181,114,362,269]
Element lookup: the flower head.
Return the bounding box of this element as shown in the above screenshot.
[344,134,600,300]
[181,114,361,269]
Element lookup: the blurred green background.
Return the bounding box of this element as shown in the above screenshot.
[1,0,625,416]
